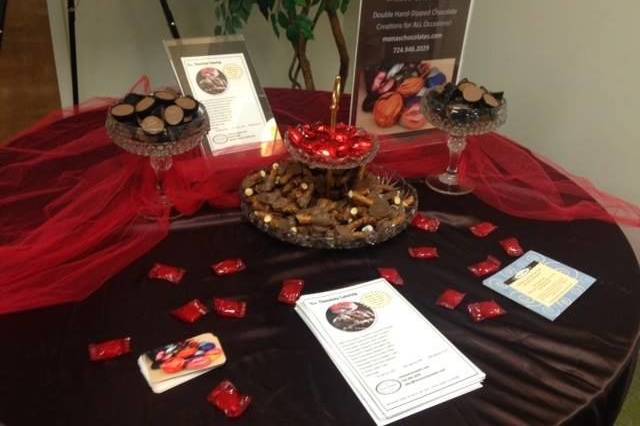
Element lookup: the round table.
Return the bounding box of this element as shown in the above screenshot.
[0,181,638,425]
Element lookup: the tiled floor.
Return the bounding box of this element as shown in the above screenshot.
[617,360,640,425]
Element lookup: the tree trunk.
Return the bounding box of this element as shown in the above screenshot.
[326,8,349,84]
[295,37,315,90]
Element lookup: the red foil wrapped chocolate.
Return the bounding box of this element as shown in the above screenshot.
[88,337,131,362]
[212,258,246,276]
[500,237,524,257]
[278,279,304,305]
[148,262,186,284]
[408,246,439,260]
[377,267,404,286]
[411,214,440,232]
[470,222,498,237]
[436,289,466,310]
[468,255,502,277]
[467,300,507,322]
[286,122,376,165]
[207,380,252,418]
[213,298,247,318]
[171,299,209,323]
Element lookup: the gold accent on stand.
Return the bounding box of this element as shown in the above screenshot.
[330,75,342,131]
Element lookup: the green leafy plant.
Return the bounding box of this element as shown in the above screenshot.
[213,0,352,90]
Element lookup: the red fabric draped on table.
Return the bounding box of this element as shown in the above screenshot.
[1,86,639,314]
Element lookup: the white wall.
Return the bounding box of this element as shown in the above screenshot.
[462,0,640,204]
[48,0,357,103]
[48,0,639,205]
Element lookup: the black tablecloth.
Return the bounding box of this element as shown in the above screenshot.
[1,183,638,426]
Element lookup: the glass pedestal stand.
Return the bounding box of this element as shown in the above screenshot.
[425,134,473,196]
[106,104,210,220]
[149,155,174,218]
[421,93,507,197]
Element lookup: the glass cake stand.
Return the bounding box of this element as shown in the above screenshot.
[240,165,418,249]
[105,104,210,218]
[422,96,507,196]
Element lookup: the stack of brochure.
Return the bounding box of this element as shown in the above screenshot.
[296,279,485,425]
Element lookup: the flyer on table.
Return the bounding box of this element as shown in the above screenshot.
[296,279,484,424]
[350,0,472,137]
[180,53,277,153]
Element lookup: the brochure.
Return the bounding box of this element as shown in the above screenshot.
[296,278,484,425]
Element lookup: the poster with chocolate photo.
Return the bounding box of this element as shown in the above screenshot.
[350,0,472,136]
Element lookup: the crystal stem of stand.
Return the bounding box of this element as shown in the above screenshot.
[150,155,173,208]
[445,134,466,179]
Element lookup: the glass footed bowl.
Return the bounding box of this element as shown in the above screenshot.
[421,94,507,136]
[240,166,418,249]
[284,126,379,170]
[105,103,210,157]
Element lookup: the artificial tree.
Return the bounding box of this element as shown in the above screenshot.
[213,0,352,90]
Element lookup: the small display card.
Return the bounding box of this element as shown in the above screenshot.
[138,332,226,393]
[483,251,596,321]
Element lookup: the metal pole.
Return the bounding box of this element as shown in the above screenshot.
[159,0,180,39]
[67,0,79,105]
[0,0,8,48]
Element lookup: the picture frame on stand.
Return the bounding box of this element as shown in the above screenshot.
[164,35,281,156]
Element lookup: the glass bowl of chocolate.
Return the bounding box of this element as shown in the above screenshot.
[106,91,209,157]
[284,123,379,170]
[240,161,418,249]
[421,79,507,195]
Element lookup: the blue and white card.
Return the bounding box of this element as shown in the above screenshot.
[483,251,596,321]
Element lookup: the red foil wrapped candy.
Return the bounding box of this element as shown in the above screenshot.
[411,214,440,232]
[470,222,498,237]
[213,298,247,318]
[468,256,502,277]
[286,122,376,165]
[88,337,131,362]
[436,289,466,310]
[408,246,439,260]
[467,300,507,322]
[207,380,252,418]
[377,268,404,286]
[212,258,246,276]
[278,279,304,305]
[148,262,186,284]
[171,299,209,324]
[500,237,524,257]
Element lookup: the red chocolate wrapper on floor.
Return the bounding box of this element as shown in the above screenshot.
[213,298,247,318]
[408,246,439,260]
[88,337,131,362]
[207,380,252,418]
[278,279,304,305]
[467,300,506,322]
[212,258,246,276]
[468,255,501,277]
[436,289,466,310]
[500,237,524,257]
[171,299,209,323]
[377,268,404,286]
[470,222,497,237]
[148,262,186,284]
[411,214,440,232]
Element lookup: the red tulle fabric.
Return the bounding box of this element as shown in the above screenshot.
[1,83,639,314]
